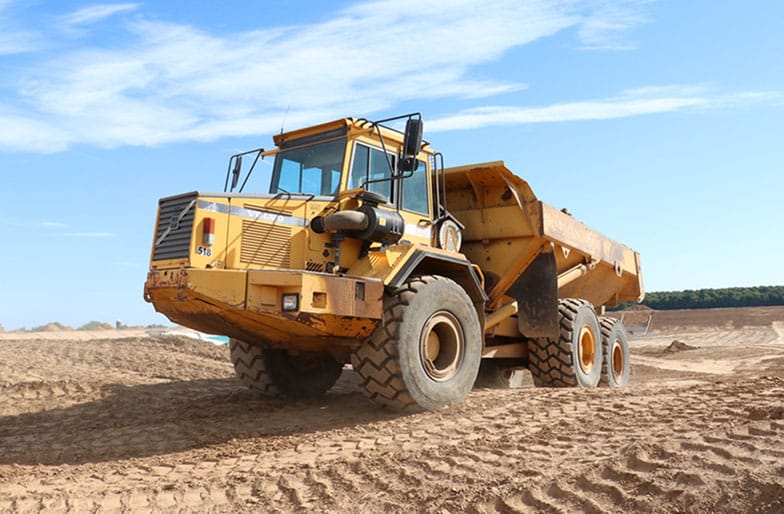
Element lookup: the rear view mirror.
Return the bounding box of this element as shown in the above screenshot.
[230,155,242,191]
[399,118,423,172]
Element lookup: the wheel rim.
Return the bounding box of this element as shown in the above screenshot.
[611,338,624,382]
[578,325,596,374]
[419,311,464,382]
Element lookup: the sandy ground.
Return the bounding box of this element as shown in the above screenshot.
[1,306,783,513]
[0,330,150,342]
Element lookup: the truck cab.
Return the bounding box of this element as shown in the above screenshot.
[145,115,481,348]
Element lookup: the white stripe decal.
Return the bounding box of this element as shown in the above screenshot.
[198,200,307,227]
[232,205,307,227]
[197,200,228,214]
[405,223,431,239]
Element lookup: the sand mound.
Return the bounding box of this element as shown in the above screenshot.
[665,340,698,352]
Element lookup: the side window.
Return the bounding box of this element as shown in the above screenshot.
[349,143,393,201]
[401,160,429,215]
[350,145,369,189]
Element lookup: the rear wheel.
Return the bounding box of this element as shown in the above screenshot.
[351,275,482,411]
[229,339,343,398]
[599,317,631,387]
[527,298,602,387]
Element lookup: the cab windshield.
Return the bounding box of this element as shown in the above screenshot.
[269,138,346,196]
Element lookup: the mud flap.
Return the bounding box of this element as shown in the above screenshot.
[506,250,559,340]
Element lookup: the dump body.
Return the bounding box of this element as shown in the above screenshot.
[444,161,643,311]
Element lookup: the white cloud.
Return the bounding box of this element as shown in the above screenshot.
[58,232,118,238]
[0,0,774,153]
[427,87,784,132]
[0,0,39,54]
[0,113,71,152]
[0,0,583,151]
[61,3,139,26]
[37,221,67,228]
[0,218,68,229]
[428,88,708,131]
[576,1,652,50]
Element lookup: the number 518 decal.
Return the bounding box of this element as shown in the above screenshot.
[197,246,212,257]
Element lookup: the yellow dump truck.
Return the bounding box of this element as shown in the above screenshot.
[144,114,643,411]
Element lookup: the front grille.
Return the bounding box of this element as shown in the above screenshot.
[241,220,292,268]
[153,194,196,261]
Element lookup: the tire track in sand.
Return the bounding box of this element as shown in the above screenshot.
[3,378,782,513]
[1,334,784,513]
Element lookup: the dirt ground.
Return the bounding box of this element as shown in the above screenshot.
[1,306,783,513]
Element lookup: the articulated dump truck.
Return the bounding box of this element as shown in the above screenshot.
[144,114,643,411]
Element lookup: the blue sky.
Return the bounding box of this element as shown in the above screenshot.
[1,1,782,329]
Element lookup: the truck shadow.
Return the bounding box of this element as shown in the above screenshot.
[0,371,402,466]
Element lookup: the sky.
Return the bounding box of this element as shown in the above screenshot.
[1,1,782,329]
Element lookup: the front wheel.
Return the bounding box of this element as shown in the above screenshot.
[229,339,343,399]
[265,350,344,399]
[351,275,482,411]
[230,338,277,395]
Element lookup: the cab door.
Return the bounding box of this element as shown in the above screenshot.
[346,141,432,246]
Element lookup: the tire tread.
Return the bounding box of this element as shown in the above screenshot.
[229,338,278,395]
[527,298,599,388]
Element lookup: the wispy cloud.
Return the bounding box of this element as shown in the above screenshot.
[58,232,117,238]
[37,221,67,228]
[576,0,652,50]
[428,87,706,131]
[61,3,139,26]
[0,1,775,153]
[0,0,40,54]
[0,0,645,152]
[427,86,784,131]
[0,218,68,229]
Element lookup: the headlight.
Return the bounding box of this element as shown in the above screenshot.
[282,293,299,312]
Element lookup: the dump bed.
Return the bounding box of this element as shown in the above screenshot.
[444,161,643,309]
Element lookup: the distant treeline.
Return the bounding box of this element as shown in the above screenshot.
[631,286,784,310]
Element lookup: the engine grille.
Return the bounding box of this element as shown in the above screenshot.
[153,194,196,261]
[241,220,292,268]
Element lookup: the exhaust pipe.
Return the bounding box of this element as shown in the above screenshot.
[311,211,368,233]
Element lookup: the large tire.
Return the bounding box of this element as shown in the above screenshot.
[599,317,631,387]
[229,338,277,395]
[474,360,525,389]
[229,339,343,398]
[527,298,602,387]
[351,275,482,411]
[264,349,343,399]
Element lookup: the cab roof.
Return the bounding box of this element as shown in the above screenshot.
[272,117,431,151]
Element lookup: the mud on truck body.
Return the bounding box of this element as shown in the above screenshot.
[144,114,644,411]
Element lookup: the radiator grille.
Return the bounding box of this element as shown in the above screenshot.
[153,194,196,261]
[241,220,292,267]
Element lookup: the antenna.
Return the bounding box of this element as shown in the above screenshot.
[280,105,290,135]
